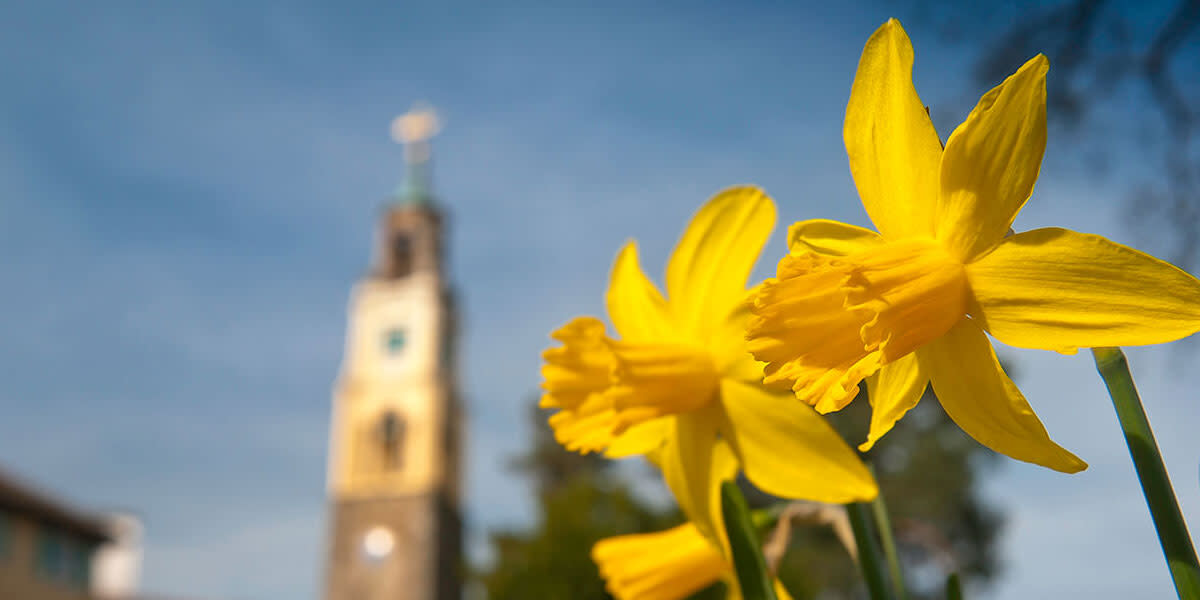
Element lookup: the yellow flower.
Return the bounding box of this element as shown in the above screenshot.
[540,187,877,572]
[747,19,1200,473]
[593,518,795,600]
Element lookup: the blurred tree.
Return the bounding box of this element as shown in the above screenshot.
[477,390,1004,600]
[915,0,1200,265]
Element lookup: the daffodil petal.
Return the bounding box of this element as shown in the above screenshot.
[656,408,734,551]
[710,289,765,381]
[707,438,739,554]
[608,241,676,343]
[937,55,1048,261]
[774,580,795,600]
[719,380,878,503]
[726,580,742,600]
[722,352,770,388]
[967,228,1200,352]
[922,319,1087,473]
[719,575,794,600]
[592,522,727,600]
[605,417,671,458]
[861,352,928,451]
[665,186,775,337]
[844,19,942,240]
[787,219,885,257]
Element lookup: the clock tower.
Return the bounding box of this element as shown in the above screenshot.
[323,105,462,600]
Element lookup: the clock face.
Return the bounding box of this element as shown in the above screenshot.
[379,324,410,374]
[361,526,395,562]
[383,327,407,357]
[351,287,440,376]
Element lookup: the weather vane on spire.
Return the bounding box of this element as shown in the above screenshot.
[391,102,440,164]
[389,102,441,203]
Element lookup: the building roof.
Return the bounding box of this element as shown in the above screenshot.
[0,464,112,543]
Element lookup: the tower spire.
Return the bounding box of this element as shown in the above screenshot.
[389,102,441,205]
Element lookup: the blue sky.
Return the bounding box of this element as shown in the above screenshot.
[1,1,1197,598]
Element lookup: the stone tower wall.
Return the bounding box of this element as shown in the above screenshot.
[322,493,460,600]
[323,202,461,600]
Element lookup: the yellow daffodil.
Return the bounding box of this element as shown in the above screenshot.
[540,188,877,596]
[593,517,795,600]
[746,19,1200,473]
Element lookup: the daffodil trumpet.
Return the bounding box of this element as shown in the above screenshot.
[747,19,1200,475]
[1092,347,1200,599]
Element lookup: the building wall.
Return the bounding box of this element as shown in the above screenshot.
[0,510,93,600]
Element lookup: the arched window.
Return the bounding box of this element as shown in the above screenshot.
[390,233,413,277]
[376,410,406,471]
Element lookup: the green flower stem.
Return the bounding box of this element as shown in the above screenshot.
[720,481,778,600]
[868,472,908,600]
[945,573,964,600]
[1092,347,1200,599]
[846,501,893,600]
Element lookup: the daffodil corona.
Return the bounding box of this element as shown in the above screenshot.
[593,522,727,600]
[541,188,877,598]
[593,519,795,600]
[747,19,1200,473]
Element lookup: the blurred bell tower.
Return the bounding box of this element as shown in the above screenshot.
[322,104,463,600]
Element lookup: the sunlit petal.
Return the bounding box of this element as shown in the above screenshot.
[605,417,671,458]
[665,186,775,337]
[774,580,796,600]
[655,408,733,549]
[937,55,1048,261]
[787,218,885,257]
[720,380,877,503]
[709,288,766,382]
[608,241,677,343]
[968,227,1200,352]
[861,352,928,451]
[922,319,1087,473]
[844,19,942,240]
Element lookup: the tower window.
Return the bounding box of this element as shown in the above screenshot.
[376,410,406,471]
[383,327,407,356]
[390,233,413,277]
